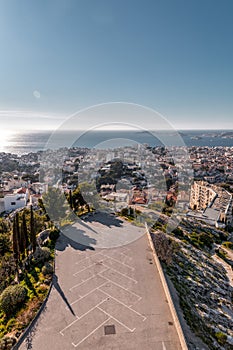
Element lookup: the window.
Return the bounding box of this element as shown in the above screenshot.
[11,202,16,206]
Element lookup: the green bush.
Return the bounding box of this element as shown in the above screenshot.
[120,207,134,218]
[216,248,228,261]
[6,318,15,331]
[215,331,227,345]
[172,227,184,238]
[37,284,49,295]
[42,262,53,276]
[49,228,60,241]
[41,247,51,260]
[0,324,7,338]
[0,336,17,350]
[0,284,27,315]
[198,232,213,249]
[33,247,51,264]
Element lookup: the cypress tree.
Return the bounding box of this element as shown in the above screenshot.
[12,215,19,262]
[19,223,26,259]
[22,212,29,256]
[18,223,24,254]
[69,190,73,210]
[30,205,37,253]
[12,214,20,282]
[72,195,76,211]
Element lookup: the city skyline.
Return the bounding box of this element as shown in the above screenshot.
[0,0,233,131]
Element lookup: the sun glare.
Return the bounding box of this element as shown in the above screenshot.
[0,130,14,152]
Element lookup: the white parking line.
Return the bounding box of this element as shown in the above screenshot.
[120,252,133,262]
[99,290,146,322]
[71,317,111,348]
[69,270,108,291]
[75,255,90,265]
[61,247,146,347]
[69,281,108,307]
[60,298,108,335]
[99,279,142,301]
[101,264,138,283]
[97,306,135,333]
[100,252,135,271]
[74,250,103,265]
[121,247,131,253]
[73,261,105,277]
[112,247,133,260]
[69,275,94,291]
[60,317,79,335]
[73,263,95,276]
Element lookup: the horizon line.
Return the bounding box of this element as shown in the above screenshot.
[7,128,233,132]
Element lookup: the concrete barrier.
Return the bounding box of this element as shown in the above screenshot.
[145,222,189,350]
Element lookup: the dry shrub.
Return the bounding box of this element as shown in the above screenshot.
[16,298,42,329]
[151,231,177,265]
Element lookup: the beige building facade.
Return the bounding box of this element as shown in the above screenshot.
[190,181,232,227]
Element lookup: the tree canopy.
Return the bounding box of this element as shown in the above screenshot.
[41,186,68,224]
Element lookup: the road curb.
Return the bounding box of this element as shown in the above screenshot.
[145,223,189,350]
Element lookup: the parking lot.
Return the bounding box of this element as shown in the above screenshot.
[19,213,183,350]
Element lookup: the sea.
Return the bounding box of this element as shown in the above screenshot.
[2,129,233,155]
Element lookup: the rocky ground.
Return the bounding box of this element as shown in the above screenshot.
[151,219,233,350]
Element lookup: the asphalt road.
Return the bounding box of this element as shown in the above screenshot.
[19,213,183,350]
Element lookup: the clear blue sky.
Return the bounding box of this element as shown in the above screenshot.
[0,0,233,131]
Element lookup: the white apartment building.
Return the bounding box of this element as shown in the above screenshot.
[4,193,27,211]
